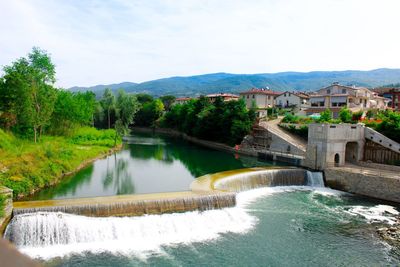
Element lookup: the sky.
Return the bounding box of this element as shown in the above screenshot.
[0,0,399,88]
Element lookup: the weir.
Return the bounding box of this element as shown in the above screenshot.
[11,167,323,218]
[192,167,324,193]
[13,192,236,217]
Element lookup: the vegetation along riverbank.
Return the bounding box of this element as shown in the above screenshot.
[0,48,139,199]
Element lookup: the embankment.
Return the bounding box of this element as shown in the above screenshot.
[132,126,257,156]
[325,166,400,203]
[0,128,122,199]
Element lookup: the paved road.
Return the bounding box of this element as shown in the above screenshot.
[259,117,307,152]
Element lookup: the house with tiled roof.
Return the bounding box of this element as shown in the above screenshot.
[239,88,281,109]
[306,82,388,118]
[206,93,239,102]
[276,91,309,109]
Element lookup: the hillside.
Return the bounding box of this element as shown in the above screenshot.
[68,68,400,97]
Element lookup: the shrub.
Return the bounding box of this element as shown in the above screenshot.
[339,108,352,123]
[318,109,332,123]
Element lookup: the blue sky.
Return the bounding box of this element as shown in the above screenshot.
[1,0,399,88]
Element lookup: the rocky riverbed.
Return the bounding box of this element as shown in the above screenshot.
[377,216,400,252]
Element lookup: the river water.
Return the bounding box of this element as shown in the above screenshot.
[9,133,400,266]
[28,133,280,200]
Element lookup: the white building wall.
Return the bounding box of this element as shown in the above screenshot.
[241,94,275,108]
[276,92,302,107]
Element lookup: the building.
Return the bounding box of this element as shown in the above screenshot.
[239,88,281,118]
[276,91,309,108]
[239,88,280,109]
[372,87,400,110]
[306,83,388,118]
[206,93,239,102]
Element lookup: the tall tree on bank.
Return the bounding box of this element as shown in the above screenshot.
[100,88,115,129]
[0,47,57,142]
[113,90,140,146]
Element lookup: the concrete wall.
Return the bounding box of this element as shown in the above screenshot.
[0,186,13,234]
[325,168,400,203]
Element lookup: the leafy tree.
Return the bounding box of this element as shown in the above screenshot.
[339,107,352,123]
[0,47,57,142]
[115,90,140,128]
[135,93,154,104]
[160,95,176,111]
[50,90,96,134]
[134,99,164,127]
[100,88,115,129]
[319,109,332,123]
[161,97,255,146]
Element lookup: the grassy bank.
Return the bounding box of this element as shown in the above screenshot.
[0,127,121,198]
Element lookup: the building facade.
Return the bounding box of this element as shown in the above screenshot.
[306,83,387,117]
[372,87,400,111]
[276,91,309,108]
[239,88,280,109]
[206,93,239,102]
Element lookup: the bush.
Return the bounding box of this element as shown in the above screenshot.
[352,111,363,122]
[339,108,352,123]
[282,113,299,123]
[318,109,332,123]
[69,127,118,147]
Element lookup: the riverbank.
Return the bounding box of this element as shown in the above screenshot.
[0,128,122,199]
[131,126,257,157]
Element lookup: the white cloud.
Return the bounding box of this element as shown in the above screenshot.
[0,0,399,88]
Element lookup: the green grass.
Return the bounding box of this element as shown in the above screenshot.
[0,127,121,198]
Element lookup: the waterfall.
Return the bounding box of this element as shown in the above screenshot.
[306,171,324,187]
[213,169,308,192]
[5,207,256,259]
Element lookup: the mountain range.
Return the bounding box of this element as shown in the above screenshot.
[68,68,400,97]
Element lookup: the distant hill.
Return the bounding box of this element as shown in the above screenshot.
[69,82,137,94]
[68,68,400,97]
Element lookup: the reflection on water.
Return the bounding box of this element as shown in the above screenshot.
[29,133,282,200]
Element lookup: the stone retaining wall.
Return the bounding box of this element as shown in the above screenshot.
[324,168,400,203]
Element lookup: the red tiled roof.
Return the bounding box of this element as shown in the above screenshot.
[239,88,281,95]
[206,93,239,98]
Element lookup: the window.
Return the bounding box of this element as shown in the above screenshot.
[342,89,346,94]
[252,95,255,99]
[268,96,270,100]
[327,89,331,94]
[247,95,249,99]
[284,93,286,97]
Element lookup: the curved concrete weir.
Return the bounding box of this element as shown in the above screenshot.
[12,167,322,218]
[191,167,315,192]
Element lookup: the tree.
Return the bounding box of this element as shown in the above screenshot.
[115,90,140,128]
[100,88,115,129]
[160,95,176,111]
[134,99,164,127]
[135,93,153,104]
[0,47,57,142]
[319,109,332,123]
[112,90,140,146]
[51,90,96,134]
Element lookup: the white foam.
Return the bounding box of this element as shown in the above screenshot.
[346,205,399,225]
[8,205,257,259]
